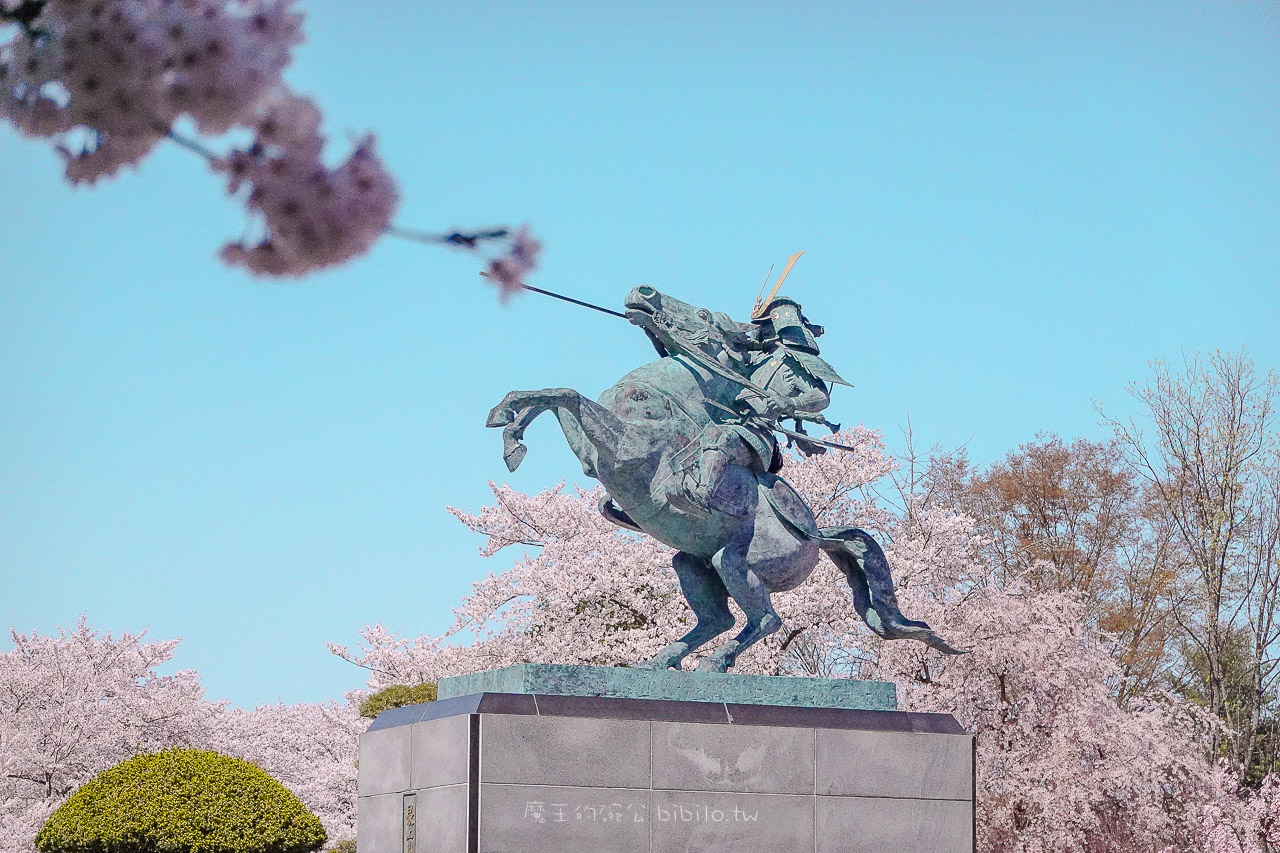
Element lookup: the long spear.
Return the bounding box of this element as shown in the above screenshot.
[479,272,627,319]
[486,267,855,450]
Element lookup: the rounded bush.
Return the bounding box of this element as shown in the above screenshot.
[358,682,436,719]
[36,748,326,853]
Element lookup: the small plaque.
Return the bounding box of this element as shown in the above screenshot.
[402,792,417,853]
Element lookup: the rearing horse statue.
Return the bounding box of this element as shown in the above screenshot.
[487,285,961,672]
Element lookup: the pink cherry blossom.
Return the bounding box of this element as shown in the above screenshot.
[483,226,541,302]
[0,618,365,852]
[217,93,399,276]
[210,701,364,846]
[1,0,401,277]
[0,619,219,852]
[1189,765,1280,853]
[341,432,1247,853]
[6,435,1279,853]
[1,0,303,183]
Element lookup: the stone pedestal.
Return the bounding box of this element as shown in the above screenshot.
[358,667,974,853]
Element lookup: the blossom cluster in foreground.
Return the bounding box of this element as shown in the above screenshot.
[0,0,398,276]
[218,93,398,275]
[0,0,547,287]
[1,0,301,180]
[484,226,542,302]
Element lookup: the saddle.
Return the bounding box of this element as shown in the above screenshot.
[598,471,818,539]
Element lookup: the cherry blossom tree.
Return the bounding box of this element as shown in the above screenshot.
[328,625,496,693]
[337,428,1239,852]
[780,436,1217,851]
[1184,764,1280,853]
[0,620,218,853]
[0,619,365,852]
[867,528,1210,852]
[3,431,1275,853]
[212,701,364,846]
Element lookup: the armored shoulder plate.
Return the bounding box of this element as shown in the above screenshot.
[789,350,852,387]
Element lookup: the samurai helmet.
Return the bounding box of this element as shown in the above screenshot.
[753,296,824,354]
[749,251,822,352]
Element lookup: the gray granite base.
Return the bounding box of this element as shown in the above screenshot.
[358,690,974,853]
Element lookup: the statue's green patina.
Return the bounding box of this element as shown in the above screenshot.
[488,285,962,672]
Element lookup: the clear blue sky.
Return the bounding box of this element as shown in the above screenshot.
[2,2,1277,707]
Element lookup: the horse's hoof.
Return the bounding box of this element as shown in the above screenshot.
[634,660,677,671]
[636,644,685,671]
[486,405,513,428]
[503,443,528,472]
[886,623,969,656]
[695,658,730,673]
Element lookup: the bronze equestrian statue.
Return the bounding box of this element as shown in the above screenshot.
[487,270,962,672]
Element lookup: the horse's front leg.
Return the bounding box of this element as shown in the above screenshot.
[487,388,624,474]
[496,404,545,472]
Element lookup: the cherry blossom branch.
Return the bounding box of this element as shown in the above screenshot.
[161,129,542,289]
[3,0,546,292]
[778,625,809,652]
[492,490,557,545]
[385,225,511,249]
[163,131,518,256]
[606,597,652,628]
[386,225,549,304]
[163,128,221,164]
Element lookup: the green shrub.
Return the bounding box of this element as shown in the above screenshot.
[358,682,436,719]
[36,748,326,853]
[329,841,357,853]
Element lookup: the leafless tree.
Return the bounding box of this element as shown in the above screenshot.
[1103,349,1279,772]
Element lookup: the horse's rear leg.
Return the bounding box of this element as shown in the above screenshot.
[638,553,735,671]
[697,540,782,673]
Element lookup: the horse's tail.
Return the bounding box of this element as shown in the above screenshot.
[818,527,968,655]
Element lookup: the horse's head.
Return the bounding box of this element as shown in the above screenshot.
[623,286,754,364]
